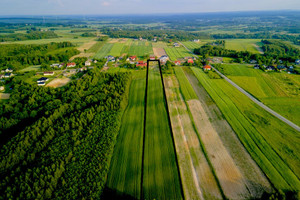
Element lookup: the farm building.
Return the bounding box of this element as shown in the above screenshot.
[136,61,147,67]
[203,65,212,71]
[173,43,180,47]
[37,82,46,86]
[44,71,54,76]
[129,56,137,61]
[175,60,181,65]
[150,55,156,60]
[67,63,76,68]
[4,73,13,78]
[51,63,60,68]
[193,39,200,42]
[37,77,48,83]
[187,59,194,64]
[85,61,91,66]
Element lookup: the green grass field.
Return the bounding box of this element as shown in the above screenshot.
[174,67,198,100]
[106,77,146,199]
[108,43,126,57]
[164,47,194,61]
[220,64,300,126]
[224,39,262,53]
[94,43,114,59]
[144,66,182,200]
[181,41,204,51]
[128,40,153,57]
[191,67,300,191]
[19,65,41,72]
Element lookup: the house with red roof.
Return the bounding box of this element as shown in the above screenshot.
[150,55,156,60]
[203,65,212,71]
[129,56,137,61]
[175,60,181,66]
[67,62,76,68]
[187,59,194,64]
[44,71,54,76]
[136,61,147,67]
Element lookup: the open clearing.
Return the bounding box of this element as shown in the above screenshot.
[221,64,300,126]
[0,93,10,99]
[19,65,41,72]
[225,39,262,54]
[153,47,167,57]
[46,78,71,88]
[190,67,300,191]
[164,74,222,200]
[164,46,194,60]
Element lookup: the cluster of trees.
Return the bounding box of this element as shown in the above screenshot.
[0,69,131,199]
[194,40,299,65]
[0,42,79,70]
[0,31,58,42]
[101,28,210,41]
[262,39,300,58]
[81,32,97,37]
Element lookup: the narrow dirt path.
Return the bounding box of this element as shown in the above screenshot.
[184,67,273,198]
[164,75,222,200]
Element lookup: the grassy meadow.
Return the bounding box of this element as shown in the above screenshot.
[224,39,262,54]
[221,64,300,126]
[191,67,300,191]
[174,67,198,100]
[164,46,194,61]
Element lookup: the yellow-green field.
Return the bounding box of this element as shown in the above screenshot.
[225,39,263,53]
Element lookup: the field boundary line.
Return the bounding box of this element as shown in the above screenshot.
[179,42,300,132]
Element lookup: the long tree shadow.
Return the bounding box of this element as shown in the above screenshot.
[101,186,138,200]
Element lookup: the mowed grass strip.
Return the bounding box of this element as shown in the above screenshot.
[128,40,153,56]
[106,77,146,199]
[109,43,126,57]
[191,67,300,191]
[164,46,194,61]
[143,66,183,200]
[181,41,203,51]
[94,43,113,59]
[174,67,198,100]
[224,39,261,54]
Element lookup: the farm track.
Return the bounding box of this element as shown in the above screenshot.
[183,67,272,198]
[180,42,300,132]
[164,75,222,200]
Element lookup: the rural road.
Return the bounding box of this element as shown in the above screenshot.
[179,42,300,132]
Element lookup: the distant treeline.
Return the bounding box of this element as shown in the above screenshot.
[212,33,300,45]
[194,39,300,65]
[0,30,58,42]
[0,42,79,70]
[0,70,131,200]
[101,28,210,41]
[71,29,97,33]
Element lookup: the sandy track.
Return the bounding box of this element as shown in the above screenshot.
[46,78,71,88]
[153,48,167,57]
[184,67,272,198]
[0,93,10,99]
[164,76,222,200]
[188,99,249,199]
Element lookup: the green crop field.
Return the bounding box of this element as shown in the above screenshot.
[127,40,153,57]
[164,47,194,61]
[94,43,113,59]
[108,43,126,57]
[174,67,198,100]
[220,64,300,126]
[144,66,182,200]
[181,41,204,51]
[191,67,300,191]
[224,39,262,53]
[106,77,146,199]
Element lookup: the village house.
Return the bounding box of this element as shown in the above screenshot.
[106,55,115,62]
[51,63,60,68]
[277,65,287,71]
[266,66,275,71]
[85,60,91,66]
[295,59,300,65]
[5,68,13,73]
[129,55,137,61]
[4,73,13,78]
[159,55,169,65]
[175,60,181,66]
[187,59,194,64]
[253,64,260,69]
[67,63,76,68]
[37,82,46,86]
[44,71,54,76]
[250,60,257,64]
[93,60,98,63]
[37,77,48,83]
[193,39,200,42]
[150,55,156,60]
[203,65,212,71]
[173,43,180,47]
[136,61,147,67]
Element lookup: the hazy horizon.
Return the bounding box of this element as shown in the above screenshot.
[1,0,300,15]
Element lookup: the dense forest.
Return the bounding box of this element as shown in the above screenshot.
[0,69,131,199]
[261,39,300,58]
[0,31,58,42]
[0,42,79,70]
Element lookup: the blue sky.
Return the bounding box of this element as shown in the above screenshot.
[0,0,300,15]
